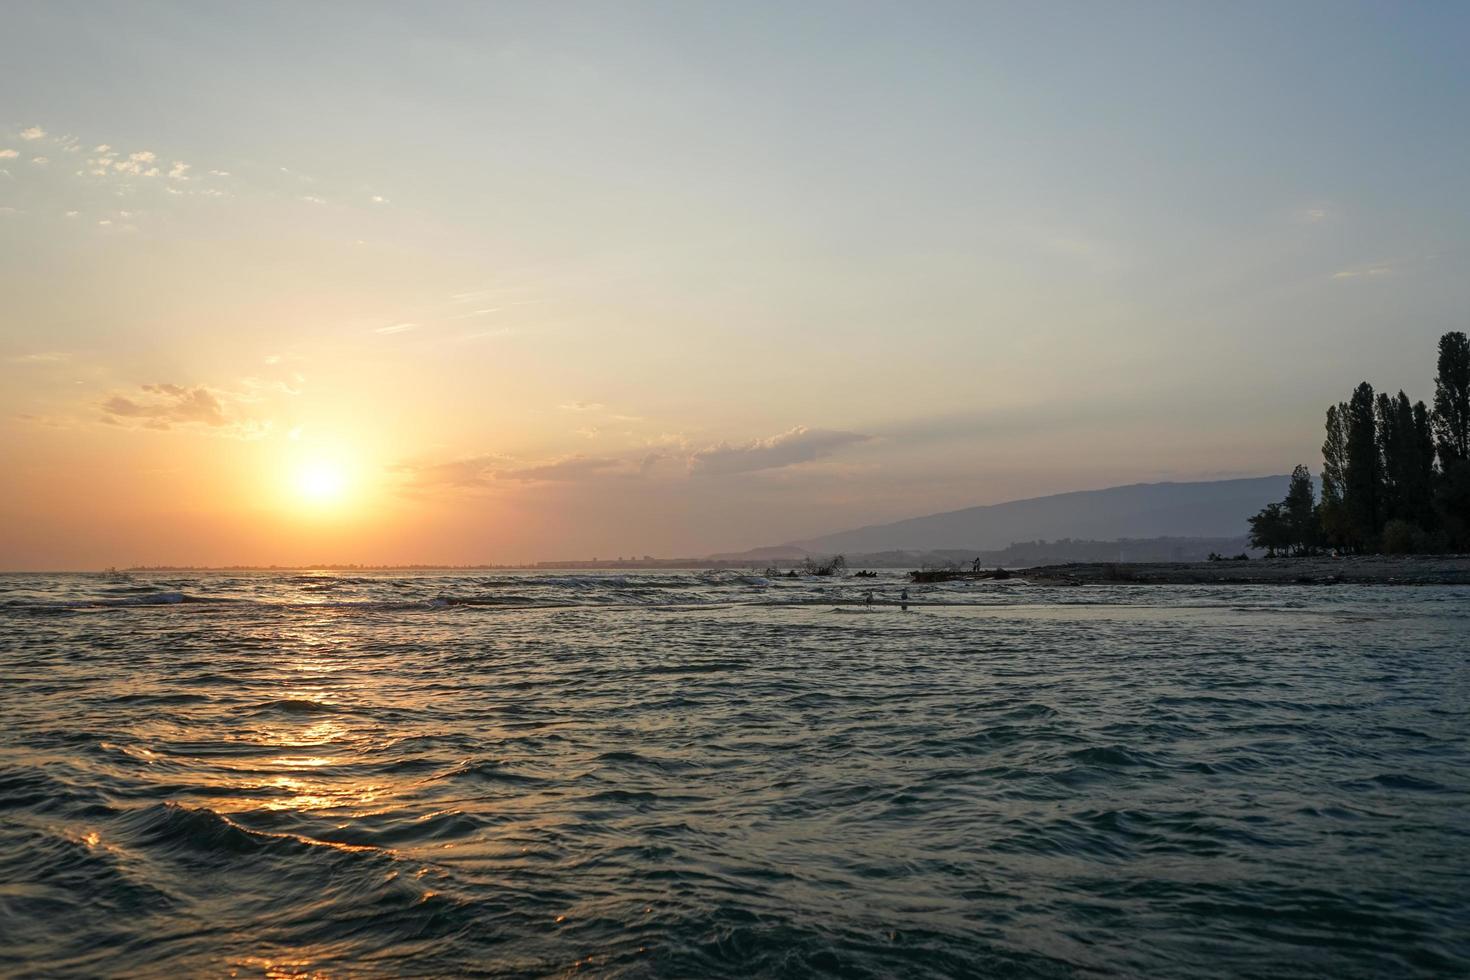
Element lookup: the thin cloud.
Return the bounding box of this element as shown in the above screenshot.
[0,149,16,159]
[8,351,70,364]
[19,126,45,141]
[394,452,632,492]
[374,322,417,335]
[499,456,625,482]
[559,401,605,412]
[396,425,871,495]
[689,426,871,477]
[98,383,265,437]
[391,454,509,490]
[1332,263,1395,280]
[102,384,225,427]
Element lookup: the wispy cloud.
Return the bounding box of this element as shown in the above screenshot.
[8,351,70,364]
[374,322,417,335]
[1332,262,1395,280]
[0,149,16,159]
[390,454,508,490]
[19,126,45,141]
[689,426,871,477]
[559,401,605,412]
[396,423,871,496]
[392,453,632,492]
[98,383,266,437]
[500,456,625,482]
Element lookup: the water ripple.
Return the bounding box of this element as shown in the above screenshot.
[0,570,1467,977]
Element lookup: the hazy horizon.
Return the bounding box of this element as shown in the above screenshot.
[5,472,1288,571]
[5,2,1469,569]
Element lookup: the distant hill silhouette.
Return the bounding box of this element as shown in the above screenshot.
[773,476,1289,554]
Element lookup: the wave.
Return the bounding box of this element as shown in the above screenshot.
[428,759,546,785]
[115,802,388,858]
[246,698,349,716]
[4,591,233,610]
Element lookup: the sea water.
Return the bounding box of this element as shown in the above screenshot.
[1,571,1466,977]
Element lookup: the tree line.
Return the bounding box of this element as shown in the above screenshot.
[1250,331,1470,555]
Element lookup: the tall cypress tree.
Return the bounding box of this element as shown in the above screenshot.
[1343,382,1382,550]
[1433,331,1470,466]
[1413,399,1436,478]
[1319,402,1351,549]
[1401,394,1436,530]
[1433,331,1470,547]
[1375,392,1403,523]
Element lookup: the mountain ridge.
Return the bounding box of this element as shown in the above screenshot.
[772,475,1289,554]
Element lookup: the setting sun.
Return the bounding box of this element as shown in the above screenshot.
[293,460,347,506]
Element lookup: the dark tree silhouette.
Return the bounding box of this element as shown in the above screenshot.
[1283,465,1319,553]
[1249,465,1320,556]
[1247,502,1291,556]
[1432,331,1470,549]
[1375,391,1434,532]
[1344,382,1383,550]
[1260,331,1470,555]
[1433,331,1470,465]
[1319,402,1351,549]
[1376,392,1403,525]
[1383,392,1436,531]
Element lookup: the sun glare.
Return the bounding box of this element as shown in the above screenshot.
[294,460,347,506]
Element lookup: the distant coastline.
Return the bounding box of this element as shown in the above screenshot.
[1015,554,1470,586]
[109,554,1470,585]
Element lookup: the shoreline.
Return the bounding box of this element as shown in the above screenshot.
[1005,555,1470,586]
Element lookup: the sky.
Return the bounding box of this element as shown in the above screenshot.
[2,1,1469,569]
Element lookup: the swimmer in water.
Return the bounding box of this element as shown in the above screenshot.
[900,587,909,611]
